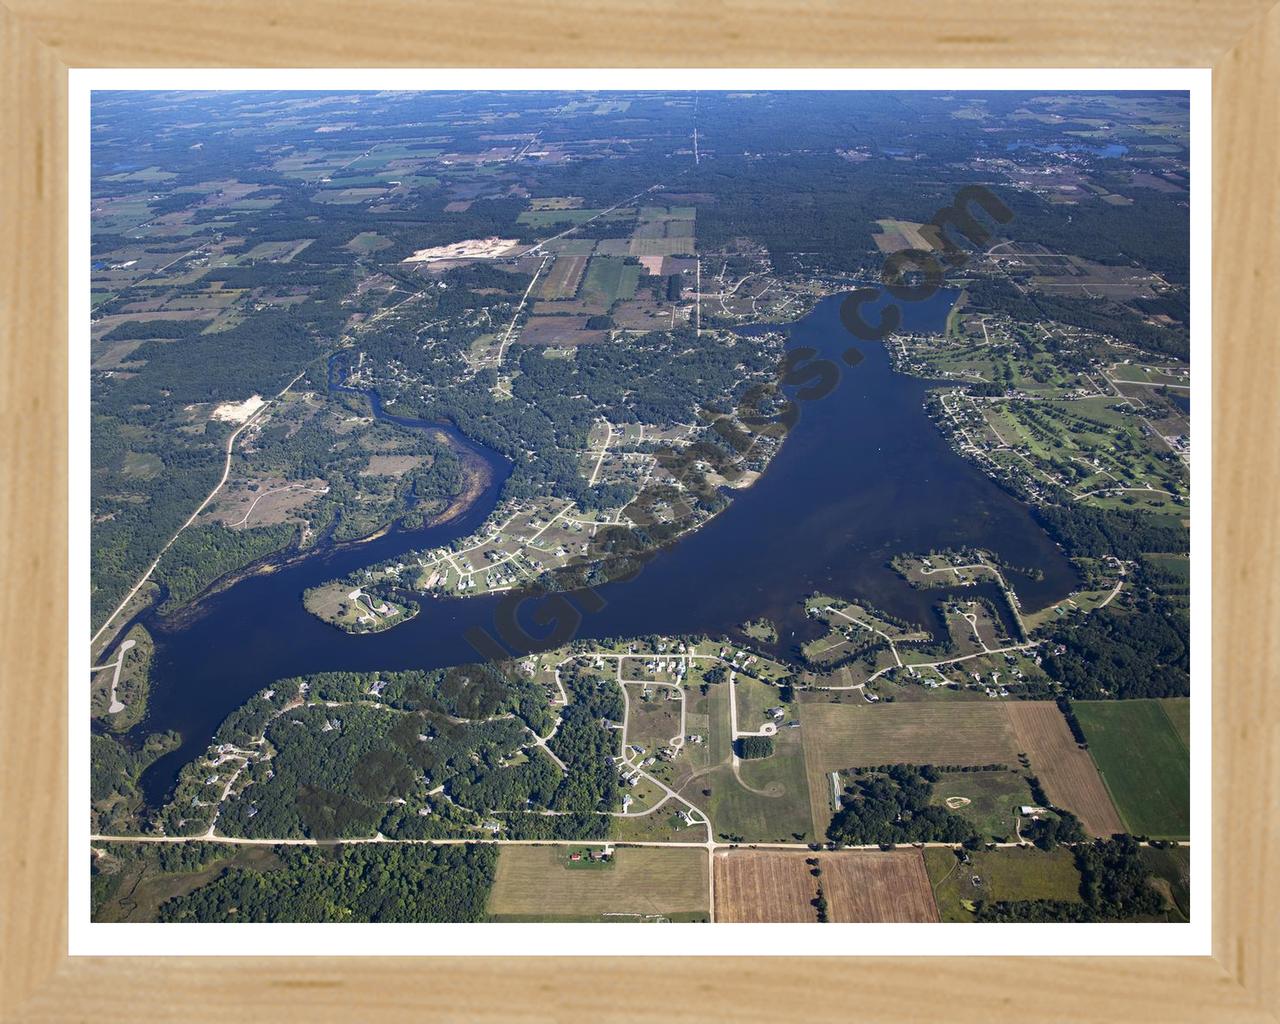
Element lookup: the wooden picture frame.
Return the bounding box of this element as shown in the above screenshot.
[2,2,1276,1019]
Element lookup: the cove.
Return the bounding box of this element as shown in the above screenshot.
[128,288,1079,808]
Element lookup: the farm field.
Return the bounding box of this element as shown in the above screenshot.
[580,255,643,306]
[539,254,589,300]
[1160,696,1191,747]
[485,845,708,922]
[1006,702,1125,837]
[924,846,1083,922]
[799,699,1020,768]
[516,315,607,347]
[1073,700,1190,839]
[714,849,938,923]
[872,218,932,253]
[799,700,1021,837]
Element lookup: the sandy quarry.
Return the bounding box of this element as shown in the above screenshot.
[401,237,520,263]
[210,394,267,424]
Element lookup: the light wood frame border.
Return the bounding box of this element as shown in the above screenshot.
[2,3,1277,1020]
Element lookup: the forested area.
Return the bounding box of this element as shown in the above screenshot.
[91,730,179,833]
[153,522,297,611]
[154,661,627,840]
[546,674,624,816]
[213,702,532,840]
[156,843,497,922]
[736,736,775,759]
[964,276,1189,360]
[1034,504,1189,559]
[1039,598,1189,699]
[826,764,977,847]
[974,836,1170,922]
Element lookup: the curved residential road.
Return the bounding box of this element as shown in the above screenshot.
[89,371,306,647]
[90,637,136,714]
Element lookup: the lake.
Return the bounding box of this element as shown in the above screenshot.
[126,288,1079,806]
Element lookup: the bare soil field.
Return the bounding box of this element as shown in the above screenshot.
[486,846,708,922]
[1006,701,1125,836]
[714,849,938,923]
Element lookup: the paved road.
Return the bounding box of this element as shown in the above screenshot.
[89,372,306,648]
[90,637,136,715]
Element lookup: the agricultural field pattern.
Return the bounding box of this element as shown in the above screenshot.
[89,89,1193,927]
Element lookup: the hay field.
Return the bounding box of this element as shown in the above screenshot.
[486,845,708,922]
[1006,701,1125,837]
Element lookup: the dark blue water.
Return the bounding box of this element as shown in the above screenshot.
[130,289,1078,805]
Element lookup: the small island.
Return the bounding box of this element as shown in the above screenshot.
[740,618,778,644]
[303,582,419,634]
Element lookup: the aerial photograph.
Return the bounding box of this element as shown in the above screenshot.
[88,88,1192,926]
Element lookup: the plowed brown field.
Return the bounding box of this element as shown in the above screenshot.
[714,848,938,923]
[1007,701,1124,837]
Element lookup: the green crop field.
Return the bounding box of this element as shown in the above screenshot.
[1159,697,1191,748]
[485,845,708,922]
[1073,699,1190,839]
[924,846,1082,922]
[580,256,642,306]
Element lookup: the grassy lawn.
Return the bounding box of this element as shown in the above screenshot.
[1073,699,1190,839]
[683,682,814,843]
[928,770,1035,843]
[486,845,707,922]
[734,674,782,732]
[924,845,1082,922]
[624,684,681,752]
